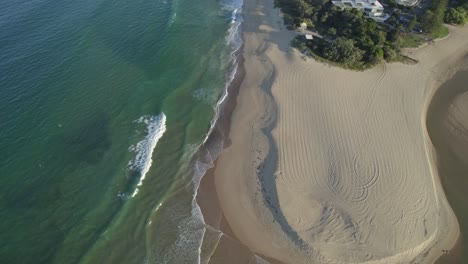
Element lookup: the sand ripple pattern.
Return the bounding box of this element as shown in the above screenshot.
[212,0,467,261]
[268,48,460,262]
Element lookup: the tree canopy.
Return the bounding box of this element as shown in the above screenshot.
[323,37,365,66]
[444,7,468,25]
[276,0,402,69]
[421,0,449,37]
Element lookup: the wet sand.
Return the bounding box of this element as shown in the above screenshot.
[427,66,468,264]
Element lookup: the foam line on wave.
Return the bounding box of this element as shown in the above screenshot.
[128,113,167,197]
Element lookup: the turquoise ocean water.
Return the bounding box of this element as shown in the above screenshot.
[0,0,242,263]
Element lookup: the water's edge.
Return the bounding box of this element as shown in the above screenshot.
[428,58,468,264]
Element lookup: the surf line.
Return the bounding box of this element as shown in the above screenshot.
[128,113,167,197]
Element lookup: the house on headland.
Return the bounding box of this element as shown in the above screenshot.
[331,0,390,22]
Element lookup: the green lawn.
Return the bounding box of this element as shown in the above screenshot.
[400,33,424,48]
[431,25,449,39]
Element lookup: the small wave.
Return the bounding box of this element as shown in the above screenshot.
[189,0,244,262]
[225,2,243,52]
[128,113,167,197]
[192,86,219,103]
[199,0,243,145]
[158,0,245,262]
[169,12,177,27]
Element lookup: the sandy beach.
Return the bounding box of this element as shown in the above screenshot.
[199,0,468,262]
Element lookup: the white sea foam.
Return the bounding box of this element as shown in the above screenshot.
[199,0,243,146]
[192,0,245,262]
[128,113,167,197]
[225,0,243,51]
[169,12,176,27]
[192,85,219,103]
[188,1,246,263]
[159,0,247,263]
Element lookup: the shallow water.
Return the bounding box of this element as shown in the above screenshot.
[427,66,468,263]
[0,0,241,262]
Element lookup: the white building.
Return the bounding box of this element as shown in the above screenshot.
[331,0,390,22]
[395,0,419,6]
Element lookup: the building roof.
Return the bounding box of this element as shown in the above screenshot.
[305,34,314,40]
[395,0,419,6]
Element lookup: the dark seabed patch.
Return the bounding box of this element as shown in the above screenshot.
[56,112,111,166]
[0,0,240,262]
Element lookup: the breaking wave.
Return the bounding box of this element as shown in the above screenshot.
[128,113,167,197]
[157,0,245,263]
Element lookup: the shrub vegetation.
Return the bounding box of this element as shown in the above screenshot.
[444,7,468,25]
[420,0,450,38]
[276,0,461,69]
[275,0,401,69]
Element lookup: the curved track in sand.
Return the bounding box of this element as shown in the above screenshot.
[210,0,468,262]
[271,58,441,262]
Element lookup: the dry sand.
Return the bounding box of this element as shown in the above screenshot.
[208,0,468,262]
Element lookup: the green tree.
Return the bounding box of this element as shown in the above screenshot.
[297,0,313,17]
[372,31,387,46]
[407,15,417,32]
[397,23,403,32]
[421,10,435,32]
[276,0,406,68]
[383,45,398,60]
[321,12,329,23]
[324,37,365,65]
[387,29,400,43]
[444,7,468,25]
[361,35,375,48]
[373,47,384,60]
[421,0,449,34]
[388,0,398,7]
[368,46,385,64]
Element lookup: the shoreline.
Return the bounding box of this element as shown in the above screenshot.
[428,65,468,264]
[196,0,285,261]
[198,0,468,262]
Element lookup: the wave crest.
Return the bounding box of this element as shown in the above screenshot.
[128,113,167,197]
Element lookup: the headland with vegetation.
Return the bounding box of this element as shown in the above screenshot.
[276,0,468,69]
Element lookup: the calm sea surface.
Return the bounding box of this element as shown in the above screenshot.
[0,0,241,263]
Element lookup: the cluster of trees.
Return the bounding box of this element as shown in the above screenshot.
[421,0,449,37]
[274,0,326,26]
[276,0,401,69]
[323,38,365,65]
[421,0,468,34]
[407,15,418,32]
[444,0,468,25]
[444,7,468,24]
[421,0,468,29]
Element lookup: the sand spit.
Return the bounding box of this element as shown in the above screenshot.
[209,0,468,262]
